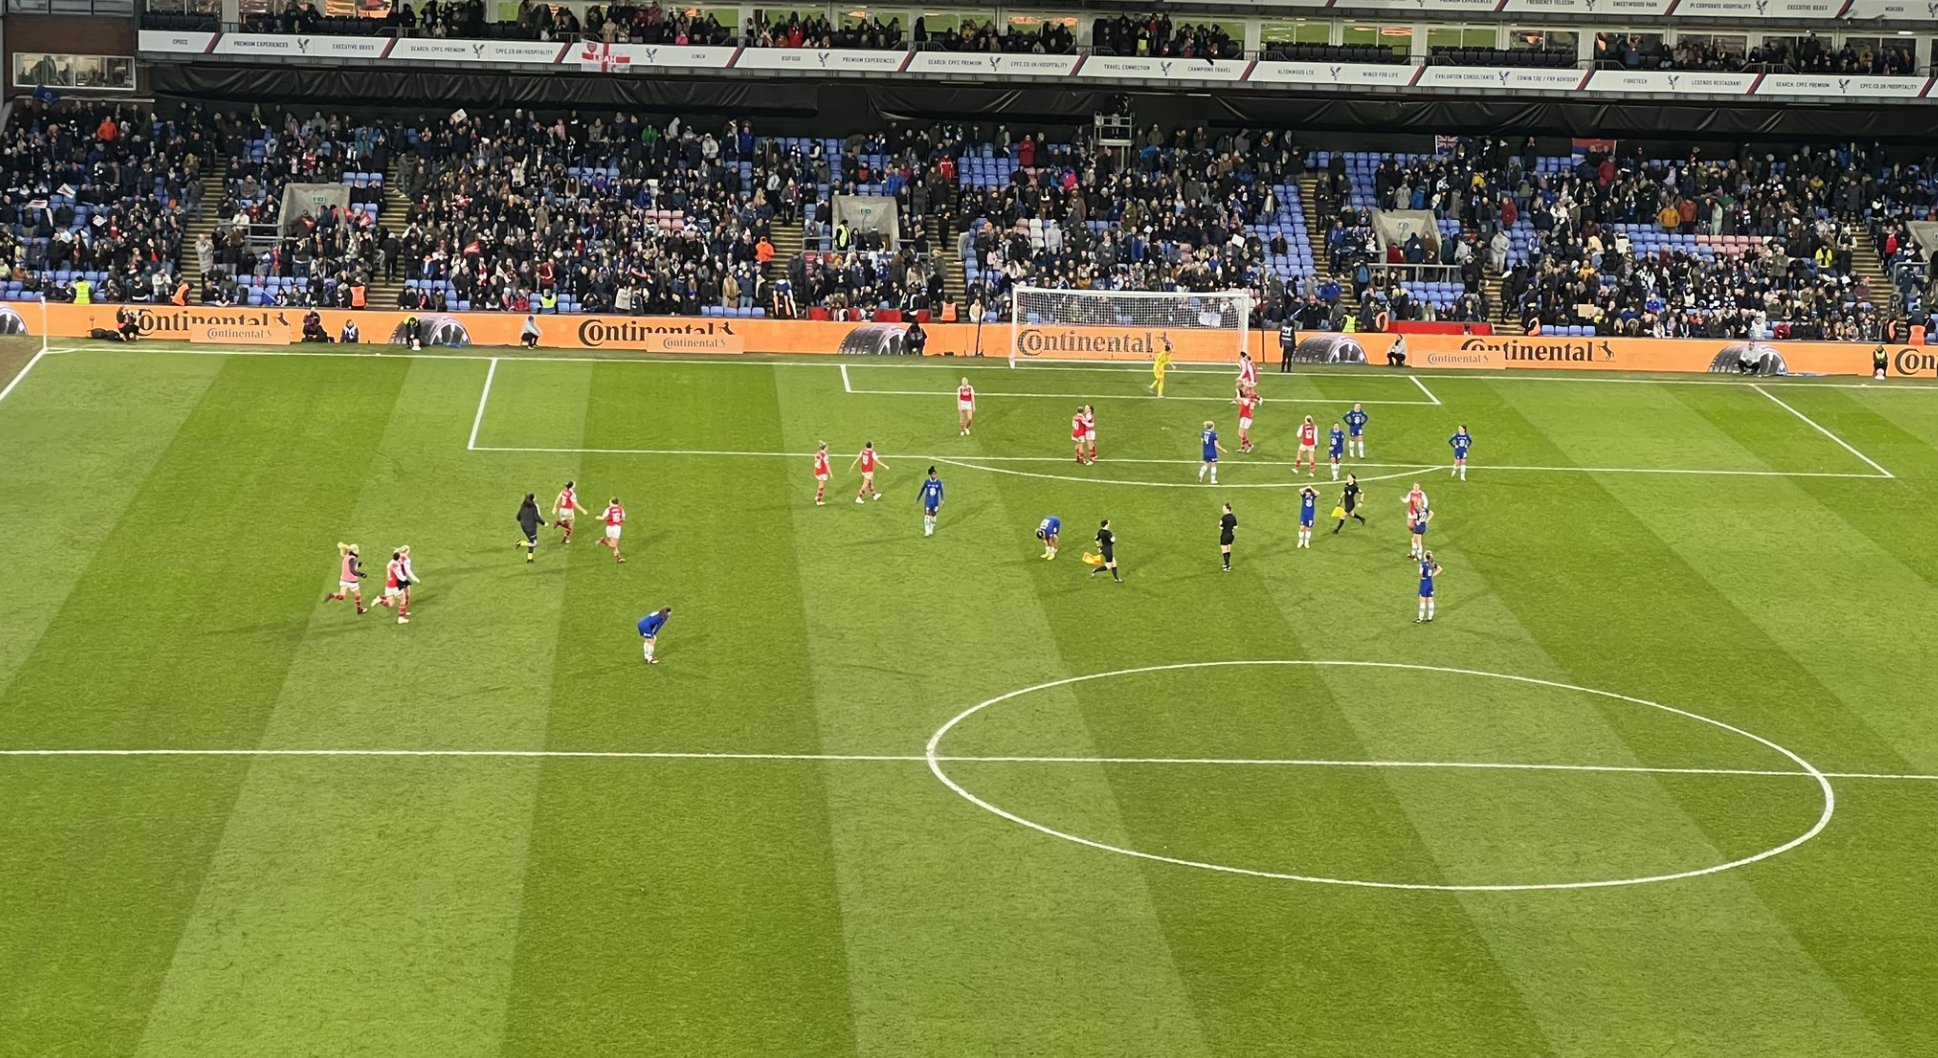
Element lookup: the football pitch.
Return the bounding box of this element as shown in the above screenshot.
[2,338,1935,1057]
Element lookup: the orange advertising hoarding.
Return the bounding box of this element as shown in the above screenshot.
[0,300,1911,377]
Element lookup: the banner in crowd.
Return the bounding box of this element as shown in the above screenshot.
[2,302,1918,376]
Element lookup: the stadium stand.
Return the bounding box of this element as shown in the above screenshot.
[6,96,1935,341]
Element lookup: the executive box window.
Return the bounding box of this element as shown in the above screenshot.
[13,53,137,90]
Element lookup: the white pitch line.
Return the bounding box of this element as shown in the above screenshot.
[465,444,1885,480]
[847,385,1434,406]
[0,347,49,407]
[1753,383,1895,479]
[466,357,498,451]
[0,746,1931,782]
[1408,374,1442,406]
[44,344,1938,394]
[839,362,853,393]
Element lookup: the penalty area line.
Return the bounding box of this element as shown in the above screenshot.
[0,746,1932,782]
[1753,383,1894,479]
[466,357,499,451]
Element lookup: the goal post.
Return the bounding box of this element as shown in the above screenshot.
[1007,286,1253,368]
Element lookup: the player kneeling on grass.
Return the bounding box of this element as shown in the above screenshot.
[637,606,673,664]
[516,493,546,562]
[1415,552,1442,624]
[326,542,367,614]
[919,467,945,537]
[1036,515,1061,559]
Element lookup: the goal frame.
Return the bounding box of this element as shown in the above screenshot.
[1006,285,1253,368]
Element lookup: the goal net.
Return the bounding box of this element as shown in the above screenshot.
[1007,286,1252,367]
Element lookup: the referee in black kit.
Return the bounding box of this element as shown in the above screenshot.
[1279,317,1298,372]
[1332,474,1367,533]
[1219,503,1237,571]
[1091,519,1122,583]
[515,492,546,562]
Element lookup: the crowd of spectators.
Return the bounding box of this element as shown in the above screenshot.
[1090,15,1238,59]
[0,100,209,305]
[915,18,1076,55]
[10,98,1938,341]
[1595,31,1919,75]
[744,12,896,50]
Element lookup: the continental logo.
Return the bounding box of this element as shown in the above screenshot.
[127,308,292,333]
[1892,347,1938,377]
[1460,337,1615,362]
[577,318,737,348]
[1015,328,1165,357]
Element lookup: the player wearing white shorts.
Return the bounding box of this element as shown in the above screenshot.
[600,498,627,564]
[553,480,588,544]
[957,379,976,436]
[1295,415,1318,476]
[1081,405,1098,463]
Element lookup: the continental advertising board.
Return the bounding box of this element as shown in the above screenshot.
[0,302,1914,376]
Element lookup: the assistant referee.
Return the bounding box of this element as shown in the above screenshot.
[1091,519,1122,583]
[1332,474,1367,533]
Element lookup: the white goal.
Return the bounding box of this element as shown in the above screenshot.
[1007,286,1252,368]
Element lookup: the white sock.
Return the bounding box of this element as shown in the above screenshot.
[1210,470,1218,484]
[1331,465,1339,481]
[924,515,935,535]
[1428,600,1436,619]
[1418,602,1427,620]
[643,641,654,660]
[1197,466,1206,481]
[1460,467,1467,480]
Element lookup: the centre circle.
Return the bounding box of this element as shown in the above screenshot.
[925,660,1835,892]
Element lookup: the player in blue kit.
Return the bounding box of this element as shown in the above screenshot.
[1449,425,1472,480]
[1297,486,1318,549]
[1035,515,1061,560]
[1327,422,1347,481]
[1196,420,1227,484]
[918,467,945,537]
[1409,504,1433,559]
[1414,553,1441,623]
[637,606,673,664]
[1345,403,1369,457]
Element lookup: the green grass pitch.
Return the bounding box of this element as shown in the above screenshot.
[1,337,1935,1057]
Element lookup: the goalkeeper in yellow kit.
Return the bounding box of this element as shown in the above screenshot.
[1146,336,1174,397]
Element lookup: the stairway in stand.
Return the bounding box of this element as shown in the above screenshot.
[768,224,805,276]
[182,162,227,301]
[364,161,413,311]
[1486,269,1520,336]
[922,211,959,312]
[1848,237,1893,314]
[1297,174,1328,287]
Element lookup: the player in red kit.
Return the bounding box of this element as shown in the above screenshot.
[325,542,367,614]
[1237,387,1260,453]
[600,498,627,563]
[813,442,831,505]
[1236,352,1258,404]
[553,480,588,544]
[1081,405,1098,463]
[1296,415,1319,475]
[851,443,887,503]
[1070,407,1088,465]
[957,378,976,436]
[375,545,418,624]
